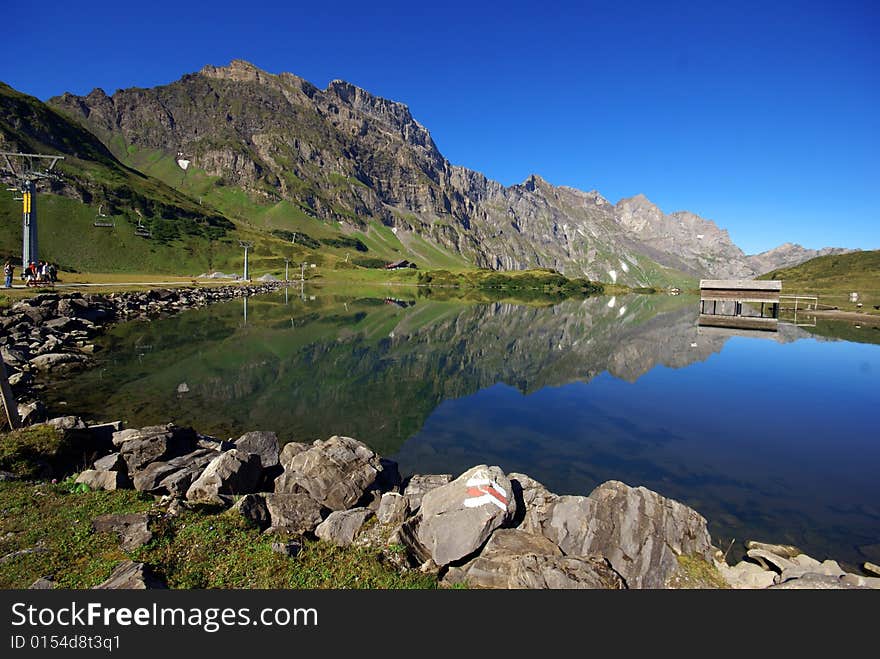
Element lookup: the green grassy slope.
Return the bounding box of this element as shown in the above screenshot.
[759,249,880,314]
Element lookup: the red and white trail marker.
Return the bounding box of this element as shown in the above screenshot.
[463,472,509,511]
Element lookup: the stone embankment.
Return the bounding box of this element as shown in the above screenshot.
[21,418,877,590]
[0,283,285,425]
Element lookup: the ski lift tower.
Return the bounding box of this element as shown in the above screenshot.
[0,152,64,268]
[240,241,253,281]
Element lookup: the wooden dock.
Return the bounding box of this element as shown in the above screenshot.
[699,279,782,331]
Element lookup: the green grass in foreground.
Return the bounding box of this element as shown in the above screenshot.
[0,426,434,589]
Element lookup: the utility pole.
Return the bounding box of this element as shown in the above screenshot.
[239,241,253,281]
[1,152,64,269]
[0,353,20,430]
[284,258,291,282]
[300,261,307,282]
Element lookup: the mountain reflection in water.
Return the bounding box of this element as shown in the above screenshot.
[45,289,880,567]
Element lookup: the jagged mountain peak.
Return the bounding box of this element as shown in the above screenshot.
[200,59,269,81]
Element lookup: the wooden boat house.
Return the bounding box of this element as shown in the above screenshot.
[699,279,782,331]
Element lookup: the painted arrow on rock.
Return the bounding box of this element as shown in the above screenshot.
[463,472,509,511]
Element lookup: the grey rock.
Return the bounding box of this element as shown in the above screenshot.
[159,456,218,498]
[29,352,89,370]
[377,492,409,526]
[840,573,880,589]
[509,472,559,534]
[185,449,262,503]
[93,452,125,472]
[8,371,31,387]
[273,470,308,494]
[279,441,309,467]
[718,560,777,589]
[770,573,868,589]
[865,562,880,577]
[264,493,325,534]
[1,345,28,366]
[233,494,270,531]
[509,555,625,590]
[0,471,17,481]
[539,480,714,589]
[92,513,153,551]
[75,469,129,491]
[745,540,803,559]
[778,559,845,584]
[117,425,196,473]
[112,425,168,448]
[28,577,55,589]
[133,448,217,494]
[235,430,280,469]
[444,529,622,589]
[46,416,86,431]
[17,400,46,425]
[282,435,386,511]
[315,508,373,547]
[389,515,432,566]
[272,541,302,558]
[403,474,452,511]
[746,548,796,573]
[94,561,166,589]
[442,528,561,589]
[417,465,516,567]
[44,316,74,331]
[132,461,180,492]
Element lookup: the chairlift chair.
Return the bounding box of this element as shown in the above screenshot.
[135,219,152,238]
[93,204,115,228]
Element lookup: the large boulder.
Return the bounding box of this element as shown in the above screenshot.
[538,480,714,589]
[416,465,516,567]
[264,493,325,534]
[279,436,388,511]
[185,449,262,503]
[315,508,373,547]
[235,431,280,469]
[444,529,624,590]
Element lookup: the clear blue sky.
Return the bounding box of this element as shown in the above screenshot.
[1,0,877,253]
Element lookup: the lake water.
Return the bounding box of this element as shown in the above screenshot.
[44,288,880,567]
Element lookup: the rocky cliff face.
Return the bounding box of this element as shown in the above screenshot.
[45,60,846,282]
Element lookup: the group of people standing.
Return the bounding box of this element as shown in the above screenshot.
[3,260,58,288]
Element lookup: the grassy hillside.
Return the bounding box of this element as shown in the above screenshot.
[759,249,880,314]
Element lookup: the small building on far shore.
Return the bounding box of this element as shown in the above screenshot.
[385,259,415,270]
[699,279,782,331]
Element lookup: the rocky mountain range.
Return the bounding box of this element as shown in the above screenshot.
[5,60,852,282]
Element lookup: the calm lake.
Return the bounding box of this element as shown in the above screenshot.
[44,287,880,567]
